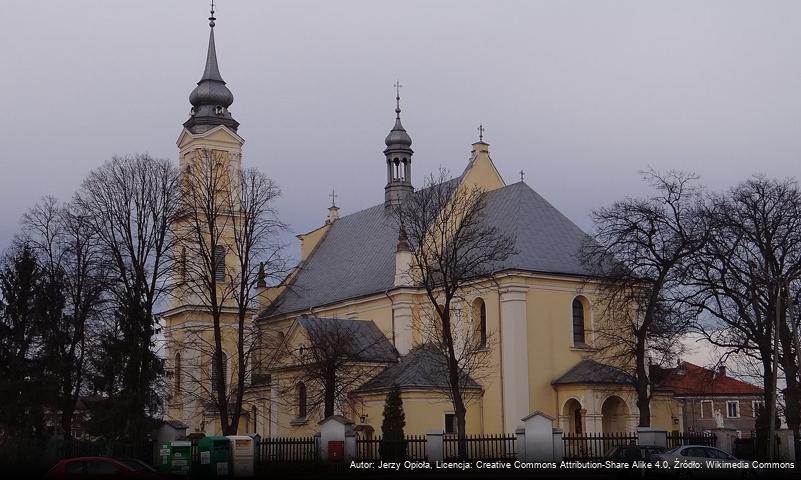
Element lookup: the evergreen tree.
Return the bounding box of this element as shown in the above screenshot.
[0,243,57,441]
[754,404,781,460]
[379,384,406,460]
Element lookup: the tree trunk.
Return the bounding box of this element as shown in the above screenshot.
[325,374,336,418]
[454,397,467,460]
[635,333,650,427]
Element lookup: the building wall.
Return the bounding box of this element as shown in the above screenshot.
[678,395,762,433]
[356,391,484,436]
[256,270,655,437]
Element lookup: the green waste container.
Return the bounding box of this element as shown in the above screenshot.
[158,441,192,475]
[170,441,192,475]
[158,442,171,474]
[197,436,231,477]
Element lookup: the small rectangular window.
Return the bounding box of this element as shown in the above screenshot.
[700,400,713,418]
[751,400,765,417]
[726,401,740,418]
[444,413,458,434]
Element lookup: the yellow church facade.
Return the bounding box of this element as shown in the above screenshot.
[162,10,681,439]
[250,140,678,438]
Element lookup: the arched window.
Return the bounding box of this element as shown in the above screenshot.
[572,298,586,345]
[213,245,226,282]
[296,383,307,419]
[174,352,182,395]
[474,298,487,347]
[179,247,187,282]
[211,350,228,389]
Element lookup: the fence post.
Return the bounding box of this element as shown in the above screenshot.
[344,431,356,461]
[521,411,556,462]
[426,431,443,462]
[515,427,526,461]
[317,415,354,462]
[551,428,564,462]
[711,428,737,454]
[637,427,667,448]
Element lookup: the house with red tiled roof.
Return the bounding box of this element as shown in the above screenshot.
[653,362,764,435]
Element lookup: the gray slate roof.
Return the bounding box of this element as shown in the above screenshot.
[260,181,593,318]
[552,359,634,385]
[355,343,481,393]
[296,316,398,363]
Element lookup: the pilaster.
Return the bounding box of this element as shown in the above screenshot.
[500,283,529,434]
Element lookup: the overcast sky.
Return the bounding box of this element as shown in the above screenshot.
[2,0,801,258]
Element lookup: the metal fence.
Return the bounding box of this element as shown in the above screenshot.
[443,433,516,460]
[563,432,638,460]
[257,436,319,464]
[355,435,427,460]
[666,432,717,449]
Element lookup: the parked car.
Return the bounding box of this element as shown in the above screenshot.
[605,444,668,461]
[45,457,165,479]
[650,445,756,479]
[606,445,668,478]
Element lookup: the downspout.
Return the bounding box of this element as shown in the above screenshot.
[384,290,396,348]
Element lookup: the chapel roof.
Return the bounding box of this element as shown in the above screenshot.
[258,180,594,319]
[296,316,399,363]
[355,343,481,393]
[552,359,634,385]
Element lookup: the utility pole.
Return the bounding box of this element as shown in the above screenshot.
[768,277,784,461]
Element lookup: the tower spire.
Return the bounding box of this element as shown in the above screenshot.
[184,1,239,134]
[384,81,414,208]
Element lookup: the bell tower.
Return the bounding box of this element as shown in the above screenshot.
[164,4,245,433]
[384,82,414,208]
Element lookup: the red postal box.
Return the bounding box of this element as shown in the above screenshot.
[328,440,344,462]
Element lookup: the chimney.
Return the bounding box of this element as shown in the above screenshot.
[717,365,726,377]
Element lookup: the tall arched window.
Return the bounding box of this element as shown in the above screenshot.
[474,298,487,347]
[213,245,226,282]
[174,352,182,395]
[572,298,586,345]
[179,247,187,282]
[211,351,228,389]
[296,383,307,419]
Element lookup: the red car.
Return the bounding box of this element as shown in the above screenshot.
[45,457,165,479]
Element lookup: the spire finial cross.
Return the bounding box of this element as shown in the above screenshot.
[393,81,403,119]
[329,189,338,208]
[209,0,216,27]
[520,170,525,182]
[478,123,485,142]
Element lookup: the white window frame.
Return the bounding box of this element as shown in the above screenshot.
[751,400,765,417]
[700,400,713,418]
[726,400,740,418]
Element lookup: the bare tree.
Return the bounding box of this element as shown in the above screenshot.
[581,169,708,427]
[281,317,391,420]
[394,170,515,459]
[21,196,105,439]
[173,149,285,435]
[685,175,801,459]
[74,153,179,441]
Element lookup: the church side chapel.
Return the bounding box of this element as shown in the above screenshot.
[164,8,680,438]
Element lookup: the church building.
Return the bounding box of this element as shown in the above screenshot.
[164,9,682,438]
